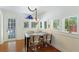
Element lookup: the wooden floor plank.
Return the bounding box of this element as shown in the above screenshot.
[0,40,60,52]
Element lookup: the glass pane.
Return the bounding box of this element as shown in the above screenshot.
[53,19,60,30]
[70,17,77,32]
[65,16,77,32]
[31,22,36,28]
[44,21,47,29]
[8,19,16,39]
[40,22,42,28]
[24,22,29,28]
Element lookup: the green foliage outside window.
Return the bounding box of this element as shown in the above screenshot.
[53,19,60,30]
[65,16,77,32]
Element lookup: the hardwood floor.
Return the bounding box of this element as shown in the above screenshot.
[0,40,60,52]
[0,42,8,52]
[16,40,24,52]
[38,44,60,52]
[0,40,24,52]
[28,44,60,52]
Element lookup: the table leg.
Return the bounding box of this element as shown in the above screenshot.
[27,38,29,52]
[25,37,26,51]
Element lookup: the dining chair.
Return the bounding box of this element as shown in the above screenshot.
[46,34,52,45]
[29,35,40,52]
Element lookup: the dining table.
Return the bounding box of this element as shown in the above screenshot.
[24,32,52,52]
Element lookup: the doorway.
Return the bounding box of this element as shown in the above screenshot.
[7,18,16,51]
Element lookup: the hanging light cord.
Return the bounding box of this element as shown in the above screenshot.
[28,6,37,21]
[28,6,37,12]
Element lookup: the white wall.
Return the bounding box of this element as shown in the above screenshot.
[52,31,79,52]
[0,10,3,44]
[0,10,1,43]
[1,9,25,42]
[1,6,79,51]
[0,8,50,43]
[0,11,1,43]
[40,6,79,51]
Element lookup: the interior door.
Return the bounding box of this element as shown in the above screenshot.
[8,18,16,40]
[8,18,16,51]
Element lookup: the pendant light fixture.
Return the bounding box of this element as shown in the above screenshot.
[28,6,38,21]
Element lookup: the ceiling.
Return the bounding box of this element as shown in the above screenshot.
[0,6,40,14]
[0,6,79,20]
[0,6,64,14]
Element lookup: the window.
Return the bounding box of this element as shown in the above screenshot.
[44,21,47,29]
[8,18,16,39]
[24,22,29,28]
[53,19,60,30]
[40,22,42,28]
[31,22,37,28]
[65,16,77,33]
